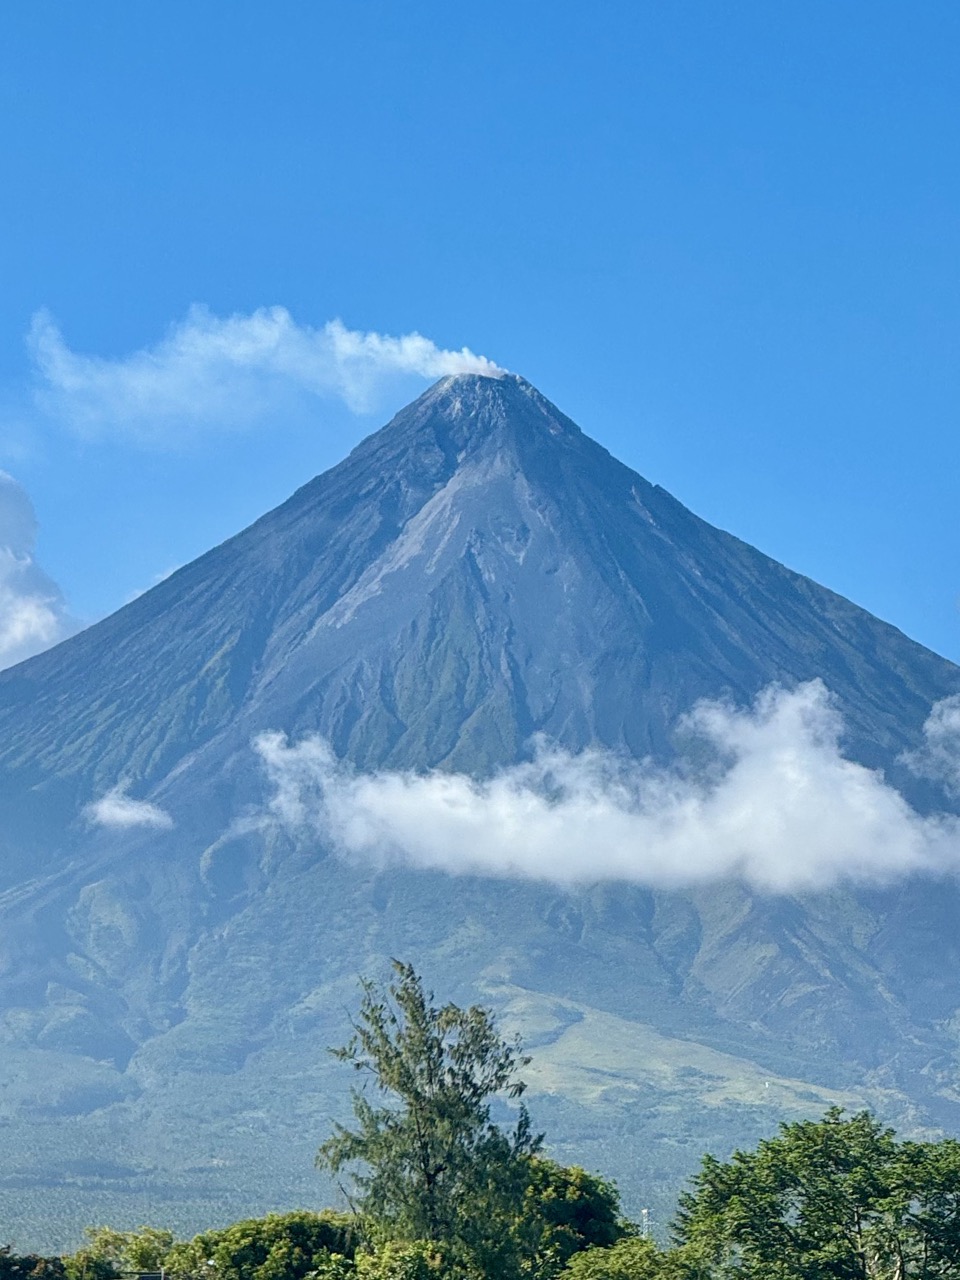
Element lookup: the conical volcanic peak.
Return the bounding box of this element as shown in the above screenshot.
[1,367,957,800]
[419,370,582,439]
[347,371,585,476]
[2,370,960,1248]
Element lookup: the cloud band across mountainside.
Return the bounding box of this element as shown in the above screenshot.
[254,682,960,893]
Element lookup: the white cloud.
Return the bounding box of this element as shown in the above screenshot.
[253,682,960,894]
[29,307,504,444]
[85,783,173,831]
[0,471,74,670]
[903,695,960,796]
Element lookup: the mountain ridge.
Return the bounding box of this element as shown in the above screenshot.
[3,373,954,788]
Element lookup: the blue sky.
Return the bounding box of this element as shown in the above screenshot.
[2,0,960,664]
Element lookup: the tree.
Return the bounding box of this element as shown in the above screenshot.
[516,1159,626,1277]
[354,1241,451,1279]
[890,1137,960,1277]
[672,1108,960,1279]
[0,1249,68,1280]
[164,1212,358,1280]
[317,961,542,1278]
[560,1238,665,1280]
[69,1227,174,1277]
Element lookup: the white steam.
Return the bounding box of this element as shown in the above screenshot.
[85,783,173,831]
[29,307,504,443]
[0,471,74,670]
[253,682,960,894]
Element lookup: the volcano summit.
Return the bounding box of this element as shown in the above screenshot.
[1,373,959,1247]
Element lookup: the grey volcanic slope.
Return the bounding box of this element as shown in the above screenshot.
[1,373,959,1248]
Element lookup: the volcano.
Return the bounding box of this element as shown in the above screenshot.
[1,373,959,1248]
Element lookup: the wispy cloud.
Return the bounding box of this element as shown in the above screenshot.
[253,682,960,894]
[85,783,173,831]
[29,307,504,445]
[0,471,75,670]
[903,694,960,797]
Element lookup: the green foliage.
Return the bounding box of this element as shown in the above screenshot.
[309,1255,357,1280]
[39,1099,960,1280]
[165,1211,358,1280]
[61,1260,116,1280]
[317,961,541,1278]
[354,1241,454,1279]
[61,1246,118,1280]
[69,1226,174,1275]
[0,1248,67,1280]
[516,1159,626,1277]
[560,1238,664,1279]
[673,1107,960,1278]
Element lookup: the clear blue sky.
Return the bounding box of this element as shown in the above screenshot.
[2,1,960,660]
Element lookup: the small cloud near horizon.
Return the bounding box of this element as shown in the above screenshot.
[29,307,504,446]
[254,681,960,894]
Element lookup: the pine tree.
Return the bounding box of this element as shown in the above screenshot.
[317,961,541,1277]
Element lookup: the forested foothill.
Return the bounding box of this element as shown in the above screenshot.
[7,965,960,1280]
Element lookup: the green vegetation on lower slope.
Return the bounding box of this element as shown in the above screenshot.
[493,986,870,1112]
[6,963,960,1280]
[0,931,931,1255]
